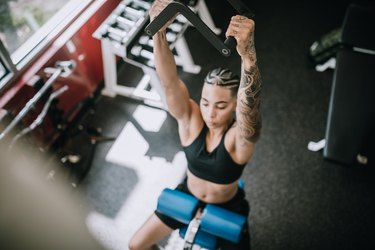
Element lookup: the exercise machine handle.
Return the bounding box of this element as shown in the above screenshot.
[224,0,255,50]
[144,1,232,56]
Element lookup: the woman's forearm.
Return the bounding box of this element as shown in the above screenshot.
[153,31,179,88]
[236,48,262,143]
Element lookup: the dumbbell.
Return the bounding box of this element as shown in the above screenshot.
[130,46,152,60]
[128,0,152,12]
[167,22,184,33]
[114,2,146,22]
[123,6,146,20]
[103,25,128,43]
[138,31,177,48]
[138,36,154,47]
[130,45,155,67]
[97,23,126,43]
[115,15,135,31]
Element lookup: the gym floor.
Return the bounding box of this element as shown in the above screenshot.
[73,0,375,249]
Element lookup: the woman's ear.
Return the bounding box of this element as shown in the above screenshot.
[233,99,237,111]
[232,99,237,118]
[232,109,237,121]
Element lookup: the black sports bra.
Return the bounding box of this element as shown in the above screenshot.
[182,124,246,184]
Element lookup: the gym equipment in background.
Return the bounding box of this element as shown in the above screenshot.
[0,60,75,141]
[309,27,342,69]
[323,4,375,165]
[93,0,220,109]
[9,85,69,148]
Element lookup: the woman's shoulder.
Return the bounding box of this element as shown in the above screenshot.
[225,123,255,164]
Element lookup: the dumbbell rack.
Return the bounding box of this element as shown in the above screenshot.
[93,0,220,109]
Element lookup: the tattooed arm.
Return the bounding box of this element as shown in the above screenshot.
[227,15,262,146]
[237,62,262,143]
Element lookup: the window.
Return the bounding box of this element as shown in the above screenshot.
[0,0,91,90]
[0,60,7,80]
[0,40,14,88]
[0,0,74,63]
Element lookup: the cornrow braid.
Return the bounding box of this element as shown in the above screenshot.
[204,68,240,96]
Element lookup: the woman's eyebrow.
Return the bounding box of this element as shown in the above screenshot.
[201,97,228,104]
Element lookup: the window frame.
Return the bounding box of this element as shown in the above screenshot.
[0,40,16,90]
[0,0,92,92]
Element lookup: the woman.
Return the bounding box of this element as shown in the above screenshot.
[129,0,262,249]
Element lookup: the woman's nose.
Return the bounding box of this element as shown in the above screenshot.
[208,106,216,118]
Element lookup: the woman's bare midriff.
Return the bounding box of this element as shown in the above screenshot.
[186,170,239,204]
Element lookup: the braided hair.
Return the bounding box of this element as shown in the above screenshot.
[204,68,240,97]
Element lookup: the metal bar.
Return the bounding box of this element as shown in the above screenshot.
[226,0,255,19]
[144,1,232,56]
[0,60,74,141]
[9,85,69,148]
[0,68,62,141]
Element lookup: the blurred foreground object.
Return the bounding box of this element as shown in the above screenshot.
[0,143,106,250]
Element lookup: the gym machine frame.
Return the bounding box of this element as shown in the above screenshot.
[144,0,254,56]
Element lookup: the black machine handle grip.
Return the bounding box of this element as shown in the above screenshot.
[144,1,232,56]
[224,0,255,50]
[224,13,255,49]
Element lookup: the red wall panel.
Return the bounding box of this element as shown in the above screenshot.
[0,0,122,148]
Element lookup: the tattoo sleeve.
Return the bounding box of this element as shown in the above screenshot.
[236,60,262,143]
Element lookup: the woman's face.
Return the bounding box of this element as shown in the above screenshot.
[200,83,237,129]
